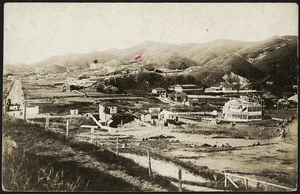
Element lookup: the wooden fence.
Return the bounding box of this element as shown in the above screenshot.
[224,172,295,191]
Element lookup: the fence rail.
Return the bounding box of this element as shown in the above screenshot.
[224,172,295,191]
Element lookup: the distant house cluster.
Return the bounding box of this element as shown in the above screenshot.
[205,82,256,94]
[152,84,204,101]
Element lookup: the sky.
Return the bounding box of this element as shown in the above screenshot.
[4,3,298,65]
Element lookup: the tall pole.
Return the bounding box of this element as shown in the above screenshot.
[23,103,27,121]
[178,167,182,191]
[147,148,152,178]
[45,113,49,130]
[116,136,119,157]
[224,173,227,188]
[66,119,69,138]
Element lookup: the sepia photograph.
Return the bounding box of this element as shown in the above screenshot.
[2,2,298,192]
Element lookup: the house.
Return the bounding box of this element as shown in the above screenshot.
[70,109,79,115]
[152,88,167,97]
[99,102,117,123]
[205,82,256,94]
[222,97,263,122]
[149,107,162,114]
[222,83,237,91]
[174,84,204,95]
[26,106,39,116]
[140,113,152,122]
[287,94,297,108]
[7,110,23,118]
[263,92,278,109]
[168,84,177,91]
[288,94,298,103]
[205,82,237,92]
[167,91,187,102]
[184,99,200,107]
[90,61,103,70]
[158,109,216,126]
[158,110,177,122]
[277,99,290,110]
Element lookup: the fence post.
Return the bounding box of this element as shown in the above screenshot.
[116,137,119,157]
[244,178,248,190]
[91,127,95,142]
[66,119,69,138]
[23,103,27,121]
[147,148,152,178]
[178,166,182,191]
[224,173,227,188]
[45,113,49,130]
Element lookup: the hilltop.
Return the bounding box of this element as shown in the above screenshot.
[4,36,297,91]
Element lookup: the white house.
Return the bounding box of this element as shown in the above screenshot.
[70,109,79,115]
[152,88,167,97]
[26,106,39,116]
[90,62,103,70]
[222,97,263,122]
[158,110,177,122]
[140,113,152,122]
[149,107,162,114]
[99,102,117,122]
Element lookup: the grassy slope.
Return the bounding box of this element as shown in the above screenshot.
[2,116,177,191]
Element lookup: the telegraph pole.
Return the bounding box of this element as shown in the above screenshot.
[147,148,152,178]
[66,119,69,138]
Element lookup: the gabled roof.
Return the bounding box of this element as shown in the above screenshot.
[98,102,117,107]
[153,87,166,90]
[288,94,298,102]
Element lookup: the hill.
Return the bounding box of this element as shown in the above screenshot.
[180,39,249,65]
[165,54,199,70]
[189,53,266,86]
[251,37,298,87]
[5,35,297,92]
[33,51,116,72]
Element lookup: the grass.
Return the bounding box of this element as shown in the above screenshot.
[2,115,177,191]
[2,146,89,191]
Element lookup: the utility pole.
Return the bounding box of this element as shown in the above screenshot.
[66,119,69,138]
[224,172,227,188]
[23,103,27,121]
[147,147,152,178]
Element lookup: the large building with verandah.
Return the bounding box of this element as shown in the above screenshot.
[222,97,263,122]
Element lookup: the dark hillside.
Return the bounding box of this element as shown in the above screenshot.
[190,53,265,86]
[252,39,298,87]
[165,55,199,70]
